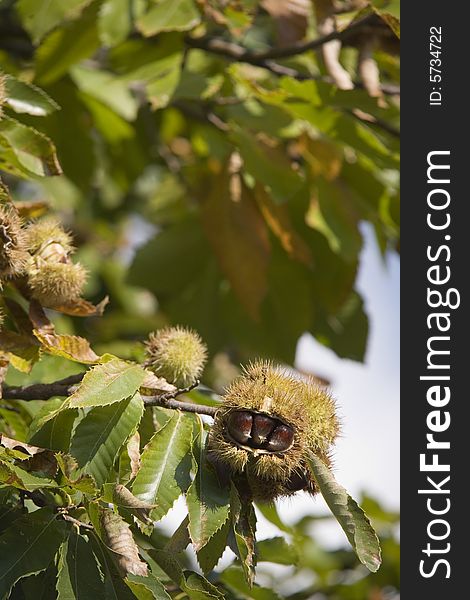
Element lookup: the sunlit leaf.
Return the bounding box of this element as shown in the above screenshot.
[307,453,382,572]
[132,411,193,522]
[69,393,144,486]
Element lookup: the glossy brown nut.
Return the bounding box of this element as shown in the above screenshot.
[227,411,253,445]
[286,470,308,492]
[251,414,276,447]
[266,424,294,452]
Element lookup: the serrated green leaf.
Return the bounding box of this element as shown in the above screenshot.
[0,458,57,491]
[186,418,230,552]
[136,0,200,36]
[196,518,230,574]
[3,75,60,116]
[0,116,62,177]
[230,484,256,587]
[307,453,382,572]
[56,531,106,599]
[68,358,146,409]
[0,507,67,599]
[69,393,144,487]
[132,412,193,522]
[148,550,224,600]
[125,573,171,600]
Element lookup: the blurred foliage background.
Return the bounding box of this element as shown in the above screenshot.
[0,0,399,597]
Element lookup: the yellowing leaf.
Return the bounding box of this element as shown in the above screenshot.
[254,185,313,267]
[33,330,100,364]
[201,169,270,320]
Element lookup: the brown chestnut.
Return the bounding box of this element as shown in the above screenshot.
[251,414,276,447]
[227,411,253,445]
[266,424,294,452]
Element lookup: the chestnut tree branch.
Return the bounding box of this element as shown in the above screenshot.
[2,374,219,417]
[184,15,400,96]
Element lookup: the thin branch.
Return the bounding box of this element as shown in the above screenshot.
[143,380,219,417]
[255,14,377,60]
[2,373,85,401]
[184,15,399,96]
[3,373,219,417]
[143,395,218,417]
[60,513,94,530]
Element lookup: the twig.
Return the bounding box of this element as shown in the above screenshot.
[143,380,219,417]
[60,513,94,530]
[3,373,219,417]
[2,373,85,401]
[184,16,399,96]
[143,395,218,417]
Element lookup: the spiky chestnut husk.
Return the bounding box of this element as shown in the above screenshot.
[144,326,208,388]
[25,219,74,263]
[27,258,87,307]
[206,360,339,503]
[0,204,29,278]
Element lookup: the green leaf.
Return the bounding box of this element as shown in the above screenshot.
[132,411,193,522]
[98,0,134,47]
[230,484,257,587]
[257,537,298,565]
[0,116,62,178]
[3,75,60,116]
[231,129,305,204]
[312,291,368,362]
[137,0,200,36]
[0,458,57,491]
[68,358,146,409]
[149,550,224,600]
[186,419,230,553]
[56,531,106,599]
[69,393,144,487]
[0,507,67,599]
[255,502,293,535]
[29,400,78,452]
[17,0,93,43]
[196,518,230,574]
[307,453,382,572]
[125,573,171,600]
[34,2,100,86]
[220,566,281,600]
[71,65,138,120]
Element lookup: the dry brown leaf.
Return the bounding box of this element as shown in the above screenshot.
[51,296,109,317]
[126,432,141,479]
[100,508,148,577]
